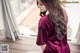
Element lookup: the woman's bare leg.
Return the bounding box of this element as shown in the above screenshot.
[41,44,46,52]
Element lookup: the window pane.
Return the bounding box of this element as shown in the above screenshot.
[9,0,35,18]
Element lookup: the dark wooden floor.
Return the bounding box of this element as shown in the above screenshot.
[0,36,80,53]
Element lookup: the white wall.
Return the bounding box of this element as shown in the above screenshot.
[0,0,4,30]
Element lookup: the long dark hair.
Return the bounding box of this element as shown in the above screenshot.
[37,0,67,40]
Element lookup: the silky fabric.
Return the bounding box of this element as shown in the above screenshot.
[36,15,70,53]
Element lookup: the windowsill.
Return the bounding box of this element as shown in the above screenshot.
[19,26,37,38]
[68,38,80,45]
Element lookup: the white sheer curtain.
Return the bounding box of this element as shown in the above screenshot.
[1,0,19,41]
[76,23,80,45]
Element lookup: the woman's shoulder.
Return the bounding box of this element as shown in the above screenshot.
[38,15,49,27]
[39,15,48,24]
[41,15,48,21]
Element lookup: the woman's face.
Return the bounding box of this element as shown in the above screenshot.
[37,0,47,12]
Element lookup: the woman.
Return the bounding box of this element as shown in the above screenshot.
[36,0,70,53]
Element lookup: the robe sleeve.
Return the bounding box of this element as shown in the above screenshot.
[36,22,48,45]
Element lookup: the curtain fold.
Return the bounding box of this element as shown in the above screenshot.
[1,0,19,41]
[76,22,80,45]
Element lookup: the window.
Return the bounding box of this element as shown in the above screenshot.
[64,0,80,44]
[8,0,35,25]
